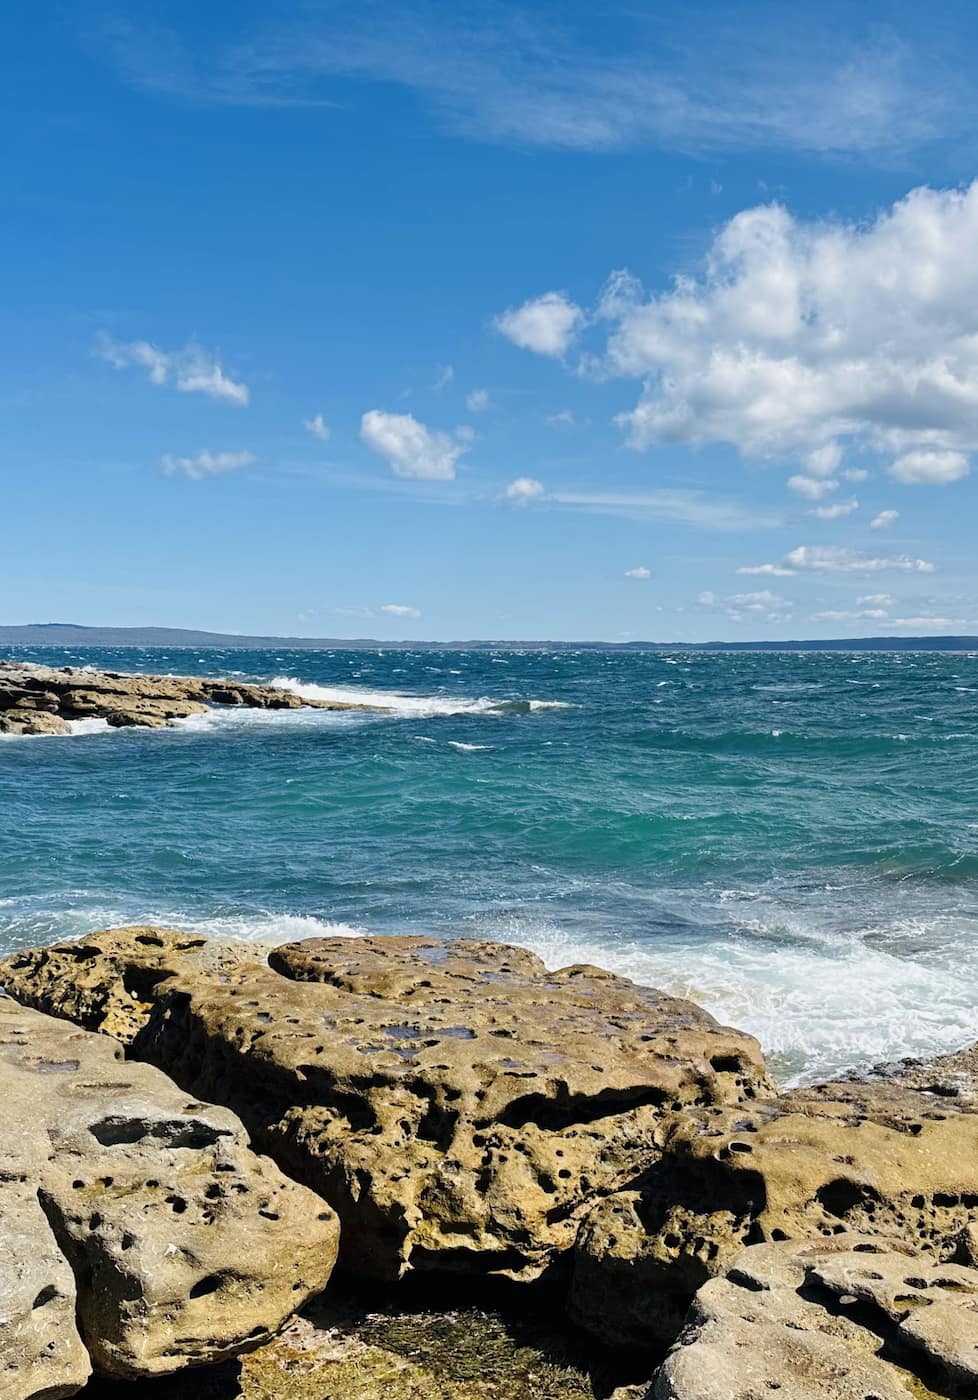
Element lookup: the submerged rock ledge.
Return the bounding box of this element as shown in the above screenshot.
[3,927,978,1398]
[0,661,382,734]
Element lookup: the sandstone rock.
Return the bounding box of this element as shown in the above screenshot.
[0,997,338,1381]
[571,1074,978,1348]
[652,1236,978,1399]
[0,661,384,734]
[0,1170,92,1399]
[0,928,771,1287]
[0,707,71,735]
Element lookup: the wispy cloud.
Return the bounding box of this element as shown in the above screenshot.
[549,489,780,532]
[96,6,966,158]
[161,450,255,480]
[96,334,249,405]
[381,603,421,619]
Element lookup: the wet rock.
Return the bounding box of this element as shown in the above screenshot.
[0,927,771,1287]
[571,1074,978,1348]
[652,1235,978,1399]
[0,661,384,733]
[0,997,338,1382]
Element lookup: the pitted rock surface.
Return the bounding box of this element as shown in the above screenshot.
[0,997,338,1385]
[0,661,383,733]
[0,927,771,1285]
[0,1169,92,1399]
[572,1074,978,1348]
[652,1236,978,1399]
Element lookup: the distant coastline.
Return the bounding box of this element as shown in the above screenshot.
[2,621,978,652]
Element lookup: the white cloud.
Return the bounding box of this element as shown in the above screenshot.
[728,589,789,611]
[381,604,421,619]
[786,545,934,574]
[511,184,978,483]
[813,608,889,622]
[546,409,575,428]
[360,410,470,480]
[494,292,584,357]
[625,566,651,579]
[871,509,900,530]
[889,449,970,484]
[304,413,331,441]
[789,475,838,500]
[803,442,842,477]
[810,498,859,520]
[161,450,255,480]
[697,591,716,605]
[740,546,935,576]
[858,594,894,607]
[505,476,545,503]
[882,616,976,630]
[97,334,249,405]
[843,468,870,482]
[434,364,455,389]
[466,388,490,412]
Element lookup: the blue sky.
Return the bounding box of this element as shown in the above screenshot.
[6,0,978,640]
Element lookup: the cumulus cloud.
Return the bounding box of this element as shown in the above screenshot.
[303,413,331,441]
[511,184,978,483]
[811,498,859,520]
[161,450,255,480]
[494,292,584,357]
[381,604,421,619]
[871,509,900,529]
[625,566,651,579]
[466,388,490,412]
[740,546,935,575]
[505,476,546,503]
[889,449,970,484]
[360,410,470,480]
[96,334,249,405]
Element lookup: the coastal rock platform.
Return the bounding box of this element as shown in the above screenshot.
[0,661,381,734]
[1,926,771,1286]
[5,925,978,1399]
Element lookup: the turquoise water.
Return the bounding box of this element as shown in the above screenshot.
[3,645,978,1084]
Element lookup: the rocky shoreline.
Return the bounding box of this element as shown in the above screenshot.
[0,662,383,735]
[2,926,977,1398]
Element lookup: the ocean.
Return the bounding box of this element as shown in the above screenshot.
[2,644,977,1087]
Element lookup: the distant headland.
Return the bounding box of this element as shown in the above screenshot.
[1,621,977,652]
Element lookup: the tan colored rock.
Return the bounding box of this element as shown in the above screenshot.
[0,1171,91,1399]
[0,997,339,1380]
[571,1074,978,1347]
[0,707,71,735]
[653,1236,978,1399]
[0,660,385,733]
[0,927,771,1287]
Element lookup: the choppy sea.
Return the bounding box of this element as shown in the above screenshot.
[3,644,978,1086]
